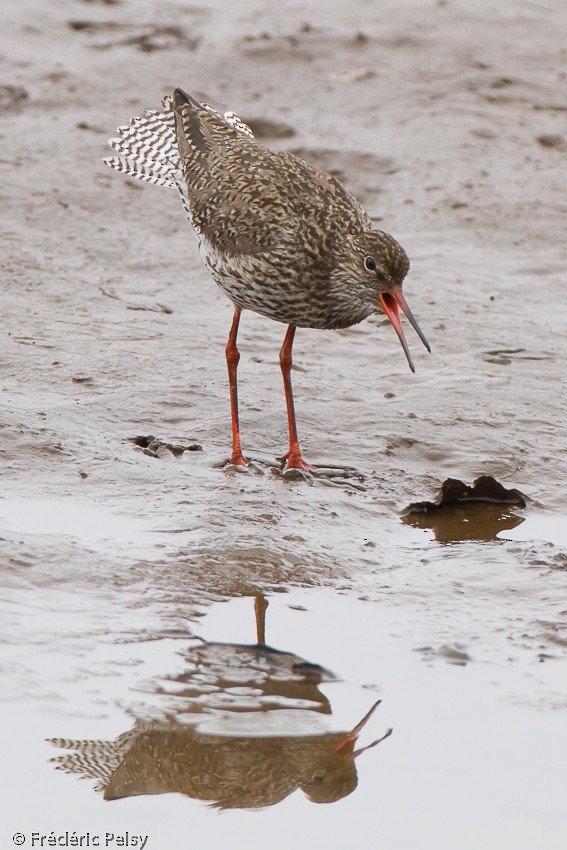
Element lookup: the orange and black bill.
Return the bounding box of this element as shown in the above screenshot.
[380,289,431,373]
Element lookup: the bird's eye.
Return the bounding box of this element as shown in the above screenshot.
[364,256,377,271]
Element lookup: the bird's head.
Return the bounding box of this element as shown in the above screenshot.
[333,229,431,372]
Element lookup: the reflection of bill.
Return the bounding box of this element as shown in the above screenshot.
[48,597,392,809]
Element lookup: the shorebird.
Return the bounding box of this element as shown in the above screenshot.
[104,88,430,472]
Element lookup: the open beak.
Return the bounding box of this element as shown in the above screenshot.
[380,289,431,373]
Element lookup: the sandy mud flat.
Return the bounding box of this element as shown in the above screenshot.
[1,1,566,848]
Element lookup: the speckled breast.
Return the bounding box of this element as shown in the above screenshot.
[196,235,369,330]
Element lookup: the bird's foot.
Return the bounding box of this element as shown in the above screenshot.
[280,451,316,474]
[275,453,367,488]
[224,450,250,472]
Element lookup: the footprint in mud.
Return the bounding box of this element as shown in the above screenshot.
[130,436,366,488]
[219,455,367,489]
[130,435,202,458]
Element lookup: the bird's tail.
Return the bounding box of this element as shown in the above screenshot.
[103,95,180,189]
[48,731,137,790]
[103,93,255,220]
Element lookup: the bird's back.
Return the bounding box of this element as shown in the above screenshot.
[104,89,374,328]
[173,90,370,253]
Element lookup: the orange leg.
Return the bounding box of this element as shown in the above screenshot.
[279,324,314,472]
[225,308,249,467]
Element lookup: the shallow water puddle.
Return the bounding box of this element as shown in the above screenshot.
[3,587,566,850]
[404,503,567,547]
[503,512,567,548]
[0,497,154,553]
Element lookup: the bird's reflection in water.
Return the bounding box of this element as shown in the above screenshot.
[49,597,391,809]
[158,596,334,717]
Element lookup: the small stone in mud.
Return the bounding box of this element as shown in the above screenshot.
[76,121,104,132]
[438,643,470,665]
[332,68,376,83]
[490,76,515,88]
[536,133,567,150]
[470,127,497,138]
[68,19,99,30]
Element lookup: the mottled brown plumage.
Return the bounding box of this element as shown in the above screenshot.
[104,88,430,470]
[173,90,410,331]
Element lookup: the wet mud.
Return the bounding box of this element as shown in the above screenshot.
[1,0,567,848]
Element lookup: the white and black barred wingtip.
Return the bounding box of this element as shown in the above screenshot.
[102,156,177,187]
[102,91,255,215]
[102,98,179,189]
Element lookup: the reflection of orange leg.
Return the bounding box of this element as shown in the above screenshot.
[279,325,315,472]
[254,595,269,646]
[225,308,249,468]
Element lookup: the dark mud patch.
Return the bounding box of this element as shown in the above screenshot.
[284,147,399,203]
[288,147,398,182]
[402,475,527,543]
[0,84,29,113]
[244,117,296,139]
[406,475,527,511]
[67,20,200,52]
